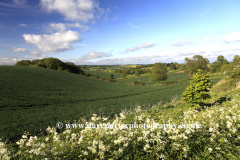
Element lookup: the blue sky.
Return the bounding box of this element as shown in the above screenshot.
[1,0,240,65]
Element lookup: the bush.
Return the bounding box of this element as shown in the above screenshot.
[133,81,146,86]
[182,69,212,106]
[224,65,240,89]
[164,81,178,85]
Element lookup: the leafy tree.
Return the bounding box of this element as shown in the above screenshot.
[42,57,63,70]
[232,55,240,66]
[121,70,127,79]
[109,73,114,79]
[211,55,229,73]
[220,64,231,74]
[149,62,168,83]
[185,55,209,76]
[135,69,142,78]
[182,69,212,106]
[14,60,32,66]
[169,63,177,70]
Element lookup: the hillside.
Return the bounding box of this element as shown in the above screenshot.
[0,70,239,159]
[1,66,212,144]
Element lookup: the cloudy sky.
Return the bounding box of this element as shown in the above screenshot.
[1,0,240,65]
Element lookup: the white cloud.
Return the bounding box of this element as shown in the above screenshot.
[223,31,240,43]
[65,23,89,32]
[22,30,81,54]
[204,36,213,42]
[171,40,194,47]
[11,47,29,52]
[19,23,27,27]
[40,0,103,23]
[0,58,17,65]
[74,54,172,65]
[47,23,89,33]
[176,50,205,56]
[77,51,112,61]
[50,23,66,32]
[13,0,26,5]
[122,42,157,54]
[113,16,118,20]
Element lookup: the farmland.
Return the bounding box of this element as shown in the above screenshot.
[88,71,122,79]
[0,66,223,146]
[118,72,190,85]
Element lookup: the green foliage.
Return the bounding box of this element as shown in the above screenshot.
[133,81,146,86]
[134,69,142,78]
[169,63,177,70]
[121,70,127,79]
[182,69,212,105]
[0,66,196,144]
[14,57,84,75]
[88,71,122,79]
[14,60,32,66]
[109,73,114,80]
[222,64,240,90]
[149,62,168,83]
[163,80,178,85]
[211,55,229,73]
[118,72,190,85]
[220,64,230,73]
[185,55,209,76]
[232,55,240,65]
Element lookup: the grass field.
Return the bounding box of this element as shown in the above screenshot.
[1,74,238,159]
[0,66,223,146]
[88,71,122,79]
[118,72,190,85]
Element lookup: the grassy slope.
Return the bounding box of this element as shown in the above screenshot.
[88,71,122,79]
[118,72,190,85]
[0,66,195,144]
[2,74,239,159]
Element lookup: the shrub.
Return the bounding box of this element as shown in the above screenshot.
[133,81,146,86]
[182,69,212,106]
[223,65,240,89]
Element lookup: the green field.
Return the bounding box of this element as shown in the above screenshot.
[88,71,122,79]
[0,66,223,145]
[118,72,190,85]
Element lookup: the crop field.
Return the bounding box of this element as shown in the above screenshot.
[0,66,222,145]
[118,72,190,85]
[88,71,122,79]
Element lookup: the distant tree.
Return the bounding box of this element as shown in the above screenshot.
[42,57,63,70]
[220,64,231,74]
[232,55,240,66]
[121,70,127,79]
[211,55,229,73]
[85,70,91,77]
[109,73,114,79]
[185,55,209,76]
[135,69,141,78]
[64,62,84,74]
[149,62,168,83]
[14,60,32,66]
[169,63,177,70]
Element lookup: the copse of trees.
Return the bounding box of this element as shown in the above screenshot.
[14,60,32,66]
[149,62,168,83]
[211,55,229,73]
[14,57,84,75]
[185,55,209,76]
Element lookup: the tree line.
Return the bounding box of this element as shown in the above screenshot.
[14,57,85,75]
